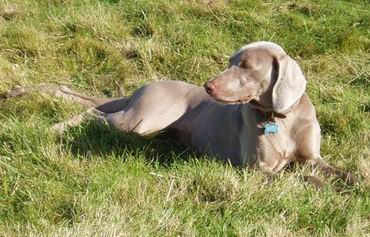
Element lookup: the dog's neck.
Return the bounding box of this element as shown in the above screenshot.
[248,97,302,120]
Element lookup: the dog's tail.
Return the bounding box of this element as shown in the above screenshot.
[1,83,132,114]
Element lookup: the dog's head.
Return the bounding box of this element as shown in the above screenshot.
[204,41,306,113]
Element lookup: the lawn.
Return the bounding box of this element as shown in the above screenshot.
[0,0,369,236]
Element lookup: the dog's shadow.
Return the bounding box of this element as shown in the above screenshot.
[59,120,194,166]
[58,121,360,191]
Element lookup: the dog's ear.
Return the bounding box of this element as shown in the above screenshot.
[272,55,306,113]
[228,51,240,66]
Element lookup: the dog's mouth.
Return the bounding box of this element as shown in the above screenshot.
[213,96,253,105]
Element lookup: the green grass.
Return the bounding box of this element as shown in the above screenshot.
[0,0,369,236]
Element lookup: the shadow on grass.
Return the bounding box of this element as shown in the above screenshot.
[59,120,195,166]
[57,120,324,172]
[57,120,362,192]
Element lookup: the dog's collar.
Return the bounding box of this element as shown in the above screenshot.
[248,98,301,135]
[261,110,286,120]
[248,98,301,120]
[248,101,285,120]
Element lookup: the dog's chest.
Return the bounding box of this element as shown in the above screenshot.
[240,111,297,171]
[258,119,298,171]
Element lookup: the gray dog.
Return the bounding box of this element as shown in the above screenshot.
[3,41,354,186]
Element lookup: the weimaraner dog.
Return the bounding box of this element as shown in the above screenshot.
[2,41,354,185]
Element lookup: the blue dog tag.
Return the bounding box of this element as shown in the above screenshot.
[264,122,279,134]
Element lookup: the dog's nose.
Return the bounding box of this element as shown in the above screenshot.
[204,81,217,95]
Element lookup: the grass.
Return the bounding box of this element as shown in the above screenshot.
[0,0,369,236]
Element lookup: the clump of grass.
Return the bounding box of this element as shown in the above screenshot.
[0,4,20,20]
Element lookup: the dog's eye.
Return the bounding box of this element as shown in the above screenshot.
[239,61,250,69]
[239,75,248,86]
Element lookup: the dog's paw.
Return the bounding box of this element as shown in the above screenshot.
[304,175,324,189]
[51,122,67,135]
[344,172,357,186]
[1,85,25,99]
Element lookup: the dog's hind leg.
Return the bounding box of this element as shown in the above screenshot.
[51,107,109,134]
[50,96,133,134]
[3,81,200,137]
[2,84,133,133]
